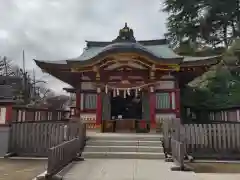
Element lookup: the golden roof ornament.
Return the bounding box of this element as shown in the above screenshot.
[113,22,136,42]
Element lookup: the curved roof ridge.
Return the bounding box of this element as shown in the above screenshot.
[86,39,167,47]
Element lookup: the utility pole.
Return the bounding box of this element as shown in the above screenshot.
[22,50,26,74]
[32,68,36,101]
[22,50,28,104]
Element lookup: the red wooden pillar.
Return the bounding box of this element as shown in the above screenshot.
[169,91,172,109]
[175,89,180,118]
[5,105,13,123]
[150,87,156,129]
[96,87,102,129]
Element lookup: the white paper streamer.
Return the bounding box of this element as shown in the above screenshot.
[127,88,130,96]
[113,89,116,97]
[105,85,108,94]
[135,88,138,97]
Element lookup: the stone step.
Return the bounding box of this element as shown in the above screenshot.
[84,145,163,153]
[88,134,162,141]
[82,152,165,159]
[86,140,161,147]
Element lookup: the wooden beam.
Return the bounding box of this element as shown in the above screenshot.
[78,79,145,83]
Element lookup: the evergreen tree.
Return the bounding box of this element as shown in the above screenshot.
[163,0,240,47]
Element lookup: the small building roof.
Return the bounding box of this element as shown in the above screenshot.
[182,55,221,66]
[0,85,16,104]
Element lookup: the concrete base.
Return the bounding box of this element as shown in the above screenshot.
[165,157,174,162]
[94,124,102,133]
[150,128,156,133]
[0,126,10,157]
[84,145,163,153]
[171,165,193,172]
[94,128,102,133]
[82,152,165,159]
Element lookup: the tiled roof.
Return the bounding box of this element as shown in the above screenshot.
[0,85,14,103]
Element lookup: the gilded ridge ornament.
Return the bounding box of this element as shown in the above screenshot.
[113,23,136,42]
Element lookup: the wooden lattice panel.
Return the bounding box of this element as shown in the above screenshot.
[80,113,96,129]
[85,122,96,129]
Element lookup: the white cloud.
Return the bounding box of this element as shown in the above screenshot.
[0,0,167,94]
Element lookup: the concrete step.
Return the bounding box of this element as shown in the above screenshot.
[88,134,162,141]
[82,152,165,159]
[84,145,163,153]
[86,140,161,147]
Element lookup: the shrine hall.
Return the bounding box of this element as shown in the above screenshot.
[34,23,221,133]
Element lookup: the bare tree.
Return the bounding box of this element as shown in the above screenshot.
[0,56,15,76]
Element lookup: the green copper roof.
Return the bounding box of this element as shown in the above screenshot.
[65,23,183,64]
[34,24,221,67]
[68,41,182,62]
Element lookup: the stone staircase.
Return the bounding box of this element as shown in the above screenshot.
[82,133,164,159]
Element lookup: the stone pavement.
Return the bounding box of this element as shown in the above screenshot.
[62,132,240,180]
[0,158,46,180]
[63,159,199,180]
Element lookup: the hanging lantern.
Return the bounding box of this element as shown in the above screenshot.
[105,85,108,94]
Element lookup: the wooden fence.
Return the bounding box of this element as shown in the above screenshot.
[46,122,86,178]
[10,106,70,123]
[171,138,185,170]
[183,123,240,158]
[185,106,240,122]
[8,120,81,157]
[162,118,240,170]
[162,118,181,157]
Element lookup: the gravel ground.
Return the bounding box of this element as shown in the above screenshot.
[186,162,240,173]
[0,158,46,180]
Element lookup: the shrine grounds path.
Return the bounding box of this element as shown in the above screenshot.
[62,159,240,180]
[0,158,46,180]
[62,132,240,180]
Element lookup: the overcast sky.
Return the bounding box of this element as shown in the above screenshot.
[0,0,168,94]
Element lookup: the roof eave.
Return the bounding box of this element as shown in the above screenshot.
[180,56,222,67]
[34,59,70,70]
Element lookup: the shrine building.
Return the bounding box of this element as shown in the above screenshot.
[34,23,220,133]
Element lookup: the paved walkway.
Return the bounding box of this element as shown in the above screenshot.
[63,159,240,180]
[63,159,198,180]
[0,158,46,180]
